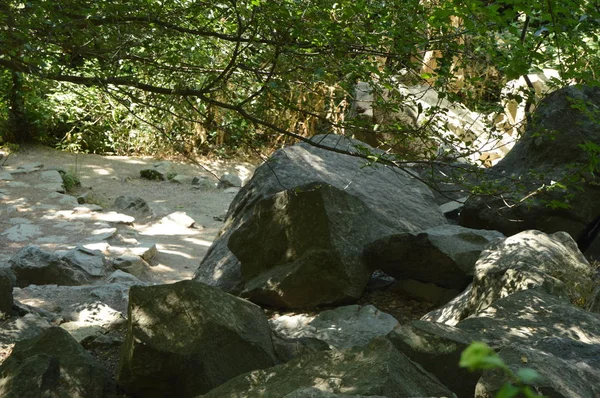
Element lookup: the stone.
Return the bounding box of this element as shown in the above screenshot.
[364,225,504,291]
[47,191,80,206]
[140,161,173,181]
[13,162,44,174]
[161,211,196,228]
[388,320,478,398]
[59,302,125,342]
[0,172,13,181]
[438,196,467,222]
[114,195,153,217]
[194,134,447,293]
[460,85,600,241]
[476,337,600,398]
[36,169,65,193]
[201,337,455,398]
[231,183,390,308]
[94,211,135,225]
[118,280,277,397]
[60,245,109,278]
[0,313,52,352]
[9,245,90,287]
[86,222,117,241]
[0,327,118,398]
[106,270,143,284]
[391,279,461,305]
[191,176,215,190]
[272,334,330,363]
[284,388,387,398]
[14,282,139,321]
[127,242,158,262]
[0,268,15,316]
[270,305,399,349]
[217,172,243,188]
[456,289,600,348]
[1,223,42,242]
[423,230,595,325]
[170,174,193,184]
[73,204,103,213]
[112,256,149,277]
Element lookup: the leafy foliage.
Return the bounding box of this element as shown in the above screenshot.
[1,0,599,165]
[460,342,545,398]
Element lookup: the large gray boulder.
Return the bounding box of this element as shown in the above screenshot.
[476,337,600,398]
[460,85,600,252]
[0,268,15,316]
[118,280,278,398]
[284,388,386,398]
[456,289,600,347]
[9,245,90,287]
[230,183,391,308]
[364,225,503,290]
[423,230,595,325]
[387,320,478,398]
[60,245,109,278]
[0,327,117,398]
[14,281,143,322]
[270,305,399,349]
[200,337,455,398]
[194,134,447,293]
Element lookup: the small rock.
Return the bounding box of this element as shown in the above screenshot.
[170,174,193,184]
[107,270,143,284]
[192,176,215,190]
[114,196,152,217]
[12,162,44,174]
[128,243,158,262]
[217,172,242,188]
[113,256,149,278]
[161,211,197,228]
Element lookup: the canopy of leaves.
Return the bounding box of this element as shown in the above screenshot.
[1,0,599,158]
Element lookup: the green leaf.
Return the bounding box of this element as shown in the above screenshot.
[516,368,540,383]
[496,383,521,398]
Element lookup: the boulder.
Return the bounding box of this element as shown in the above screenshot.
[200,337,455,398]
[0,327,117,398]
[117,280,277,398]
[387,320,478,398]
[192,176,215,190]
[364,225,503,290]
[114,195,153,217]
[194,134,447,293]
[284,388,386,398]
[140,161,173,181]
[272,334,330,363]
[0,313,52,355]
[0,268,15,316]
[456,289,600,348]
[14,282,141,321]
[460,85,600,243]
[9,245,90,287]
[476,337,600,398]
[60,245,109,278]
[423,230,595,325]
[217,172,243,188]
[112,255,149,278]
[160,211,197,228]
[270,305,399,349]
[230,183,390,308]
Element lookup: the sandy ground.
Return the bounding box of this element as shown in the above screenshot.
[0,144,255,284]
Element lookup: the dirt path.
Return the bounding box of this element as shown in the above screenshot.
[0,145,254,284]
